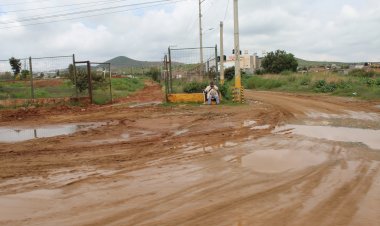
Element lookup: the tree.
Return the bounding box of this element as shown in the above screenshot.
[261,50,298,74]
[20,70,30,80]
[9,57,22,77]
[147,67,160,82]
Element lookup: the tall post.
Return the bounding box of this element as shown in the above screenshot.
[215,45,219,81]
[199,0,204,77]
[164,55,169,101]
[108,63,113,104]
[220,21,225,85]
[234,0,241,89]
[86,61,93,104]
[72,54,78,98]
[168,47,173,93]
[29,57,35,99]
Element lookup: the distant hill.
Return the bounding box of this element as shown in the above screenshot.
[296,58,352,67]
[105,56,161,69]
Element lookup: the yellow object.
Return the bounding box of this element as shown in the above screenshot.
[167,93,205,103]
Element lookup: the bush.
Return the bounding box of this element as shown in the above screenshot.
[313,80,337,93]
[261,50,298,74]
[348,69,379,78]
[224,67,235,81]
[366,78,376,87]
[183,81,208,93]
[245,76,283,90]
[255,69,266,75]
[376,78,380,86]
[219,83,232,100]
[299,77,311,86]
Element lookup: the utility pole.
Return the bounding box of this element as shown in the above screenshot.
[220,21,225,85]
[199,0,204,77]
[234,0,241,89]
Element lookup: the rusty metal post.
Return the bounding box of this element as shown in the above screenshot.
[108,63,113,104]
[29,57,35,99]
[168,47,173,93]
[86,61,93,104]
[72,54,78,98]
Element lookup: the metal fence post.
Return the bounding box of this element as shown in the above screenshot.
[215,45,219,81]
[73,54,78,98]
[29,57,35,99]
[168,47,173,93]
[164,55,169,101]
[86,61,93,104]
[108,63,113,104]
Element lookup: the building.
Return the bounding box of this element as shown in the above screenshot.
[223,50,262,73]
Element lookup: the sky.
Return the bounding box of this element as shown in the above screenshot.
[0,0,379,62]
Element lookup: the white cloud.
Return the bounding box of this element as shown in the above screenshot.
[0,0,379,62]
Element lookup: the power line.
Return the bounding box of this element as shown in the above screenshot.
[224,0,230,21]
[0,0,131,13]
[0,0,177,25]
[0,0,186,30]
[0,0,56,7]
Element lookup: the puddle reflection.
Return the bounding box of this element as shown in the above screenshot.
[0,122,107,143]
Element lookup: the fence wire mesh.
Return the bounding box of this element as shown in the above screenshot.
[0,55,117,107]
[0,58,32,100]
[90,63,112,104]
[168,46,218,93]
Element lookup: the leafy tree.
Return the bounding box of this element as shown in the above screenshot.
[147,67,160,82]
[9,57,22,77]
[224,67,235,81]
[261,50,298,74]
[20,70,29,80]
[224,66,245,81]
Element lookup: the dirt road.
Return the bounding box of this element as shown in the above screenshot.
[1,88,379,226]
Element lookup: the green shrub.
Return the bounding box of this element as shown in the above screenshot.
[366,78,375,87]
[245,76,283,90]
[219,83,232,100]
[183,81,208,93]
[281,70,293,76]
[313,80,337,93]
[376,78,380,86]
[348,69,379,78]
[299,77,311,86]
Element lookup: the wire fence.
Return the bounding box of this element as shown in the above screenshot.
[0,55,113,107]
[165,46,218,94]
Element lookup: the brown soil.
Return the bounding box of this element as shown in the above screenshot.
[0,88,379,226]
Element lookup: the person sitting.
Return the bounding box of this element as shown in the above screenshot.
[204,81,220,105]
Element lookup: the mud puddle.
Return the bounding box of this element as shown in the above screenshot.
[240,149,327,173]
[275,124,380,150]
[0,122,107,143]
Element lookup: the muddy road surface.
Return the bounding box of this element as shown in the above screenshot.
[1,88,380,226]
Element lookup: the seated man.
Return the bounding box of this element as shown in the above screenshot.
[204,81,220,105]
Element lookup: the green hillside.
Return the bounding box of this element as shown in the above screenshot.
[296,58,352,67]
[105,56,161,69]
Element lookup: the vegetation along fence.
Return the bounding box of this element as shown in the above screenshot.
[164,46,218,95]
[0,55,113,107]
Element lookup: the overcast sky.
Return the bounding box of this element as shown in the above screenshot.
[0,0,379,62]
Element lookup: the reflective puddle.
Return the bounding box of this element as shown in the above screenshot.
[275,124,380,150]
[241,149,327,173]
[0,122,107,143]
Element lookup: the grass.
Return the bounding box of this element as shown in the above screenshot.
[242,71,380,100]
[0,77,146,106]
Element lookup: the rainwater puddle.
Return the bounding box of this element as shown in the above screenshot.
[241,149,327,173]
[307,111,380,121]
[0,122,106,143]
[251,125,271,130]
[129,101,162,108]
[243,120,257,127]
[275,124,380,150]
[174,129,189,136]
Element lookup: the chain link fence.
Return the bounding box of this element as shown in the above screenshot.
[0,55,113,107]
[165,46,218,94]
